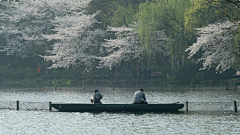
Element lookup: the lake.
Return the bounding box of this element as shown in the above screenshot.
[1,85,240,135]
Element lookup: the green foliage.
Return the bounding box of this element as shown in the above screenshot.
[110,4,135,27]
[51,79,74,86]
[87,0,145,29]
[137,0,191,71]
[52,79,62,85]
[137,0,163,53]
[184,0,222,31]
[66,79,73,86]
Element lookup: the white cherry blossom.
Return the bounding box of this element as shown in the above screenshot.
[185,21,239,73]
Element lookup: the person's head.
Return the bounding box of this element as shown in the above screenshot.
[94,89,98,92]
[139,89,143,92]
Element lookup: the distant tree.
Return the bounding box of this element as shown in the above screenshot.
[97,24,143,69]
[185,21,239,73]
[0,0,171,72]
[87,0,145,29]
[0,0,106,70]
[42,9,108,69]
[0,0,53,57]
[211,0,240,21]
[184,0,223,32]
[185,0,240,73]
[0,0,92,58]
[110,4,135,27]
[185,0,240,32]
[137,0,189,69]
[98,23,171,69]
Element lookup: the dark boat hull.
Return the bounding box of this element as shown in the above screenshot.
[51,103,184,112]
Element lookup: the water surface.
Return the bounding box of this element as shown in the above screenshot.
[1,86,240,134]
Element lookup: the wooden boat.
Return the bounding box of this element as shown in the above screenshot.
[51,103,184,112]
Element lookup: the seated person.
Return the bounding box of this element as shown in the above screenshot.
[91,89,103,104]
[132,89,148,104]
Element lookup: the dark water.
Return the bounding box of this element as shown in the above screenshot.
[1,86,240,134]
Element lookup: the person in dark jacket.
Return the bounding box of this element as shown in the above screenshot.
[91,89,103,104]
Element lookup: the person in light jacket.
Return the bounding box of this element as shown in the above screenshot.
[132,89,148,104]
[91,89,103,104]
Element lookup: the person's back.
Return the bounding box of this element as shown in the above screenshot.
[132,89,147,104]
[91,89,103,104]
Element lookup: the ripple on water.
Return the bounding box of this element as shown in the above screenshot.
[1,110,240,135]
[1,88,240,134]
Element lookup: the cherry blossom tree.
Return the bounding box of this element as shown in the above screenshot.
[0,0,170,71]
[42,12,170,70]
[97,23,171,69]
[41,8,107,69]
[97,24,142,69]
[0,0,53,57]
[0,0,92,58]
[185,21,239,73]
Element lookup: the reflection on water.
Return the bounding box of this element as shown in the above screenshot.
[1,86,240,134]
